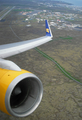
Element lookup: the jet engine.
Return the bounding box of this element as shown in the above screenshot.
[0,68,43,117]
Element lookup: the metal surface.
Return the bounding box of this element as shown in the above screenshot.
[0,36,52,58]
[0,58,21,71]
[5,73,43,117]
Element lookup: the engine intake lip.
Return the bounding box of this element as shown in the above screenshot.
[5,73,43,117]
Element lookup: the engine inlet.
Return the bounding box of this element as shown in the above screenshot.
[5,72,43,117]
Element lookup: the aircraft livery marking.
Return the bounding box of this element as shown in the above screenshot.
[46,29,49,33]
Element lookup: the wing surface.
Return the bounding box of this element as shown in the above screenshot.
[0,20,53,58]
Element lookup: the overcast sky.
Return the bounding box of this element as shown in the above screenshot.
[62,0,82,6]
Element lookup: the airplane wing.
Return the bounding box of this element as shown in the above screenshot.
[0,20,53,58]
[0,20,53,118]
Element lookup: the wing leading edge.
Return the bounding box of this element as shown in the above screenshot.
[0,20,53,58]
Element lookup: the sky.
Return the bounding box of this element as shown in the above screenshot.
[62,0,82,6]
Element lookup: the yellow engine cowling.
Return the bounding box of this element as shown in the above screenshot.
[0,68,43,117]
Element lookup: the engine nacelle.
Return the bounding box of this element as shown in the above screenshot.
[0,68,43,117]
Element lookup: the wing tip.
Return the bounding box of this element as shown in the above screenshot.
[45,20,53,38]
